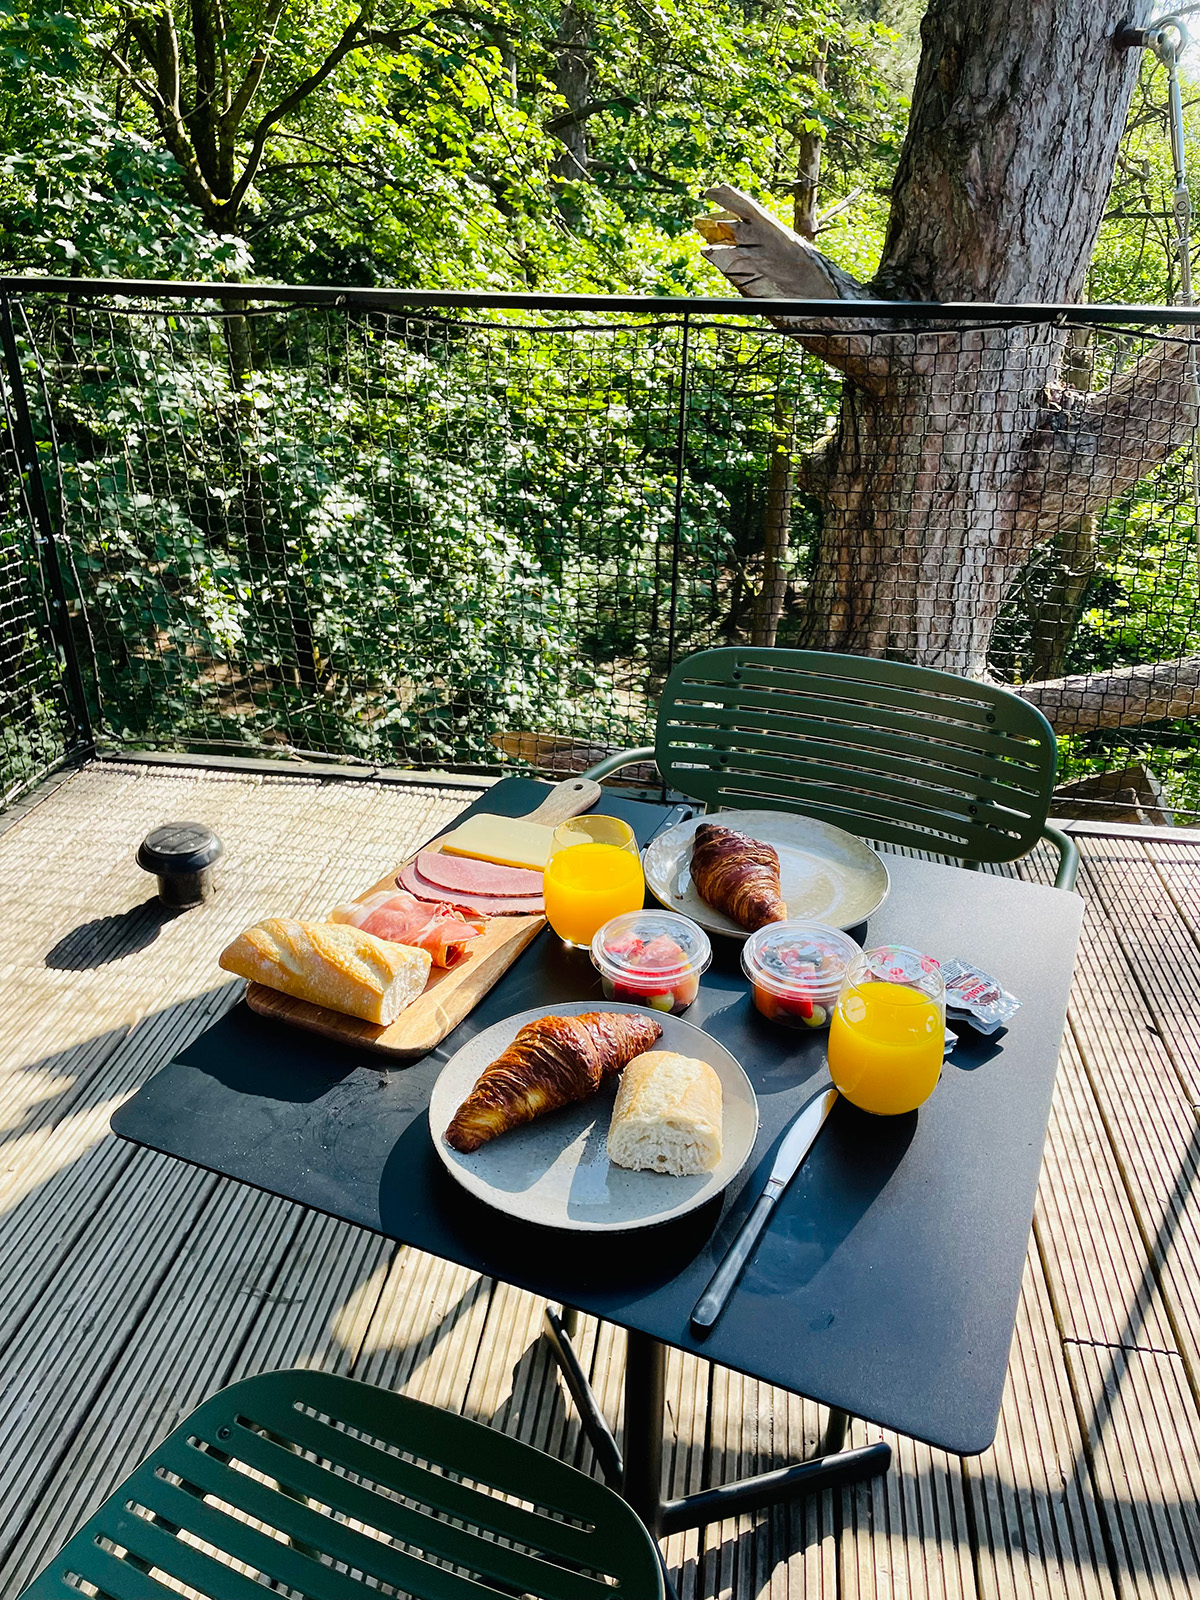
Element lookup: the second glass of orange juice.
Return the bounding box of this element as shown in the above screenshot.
[543,817,645,946]
[827,945,945,1115]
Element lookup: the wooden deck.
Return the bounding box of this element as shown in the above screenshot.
[0,758,1197,1600]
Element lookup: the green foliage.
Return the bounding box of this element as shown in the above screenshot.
[0,0,907,774]
[0,4,248,277]
[38,304,842,763]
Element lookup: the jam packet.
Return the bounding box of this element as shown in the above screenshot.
[941,958,1020,1035]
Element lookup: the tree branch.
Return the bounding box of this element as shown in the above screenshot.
[1020,331,1200,529]
[223,4,475,220]
[112,18,220,216]
[1018,655,1200,733]
[543,95,635,136]
[224,0,288,141]
[222,2,377,217]
[189,0,223,188]
[696,184,890,393]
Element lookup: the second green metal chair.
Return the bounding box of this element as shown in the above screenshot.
[584,647,1077,889]
[20,1368,668,1600]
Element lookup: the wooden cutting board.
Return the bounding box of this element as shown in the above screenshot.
[244,777,602,1060]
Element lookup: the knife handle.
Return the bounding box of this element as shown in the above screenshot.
[691,1190,776,1333]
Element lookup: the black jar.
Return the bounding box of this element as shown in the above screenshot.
[137,821,224,909]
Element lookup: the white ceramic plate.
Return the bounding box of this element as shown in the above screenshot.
[643,808,890,937]
[428,1001,759,1233]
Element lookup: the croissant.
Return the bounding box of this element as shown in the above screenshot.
[690,823,787,930]
[445,1011,663,1153]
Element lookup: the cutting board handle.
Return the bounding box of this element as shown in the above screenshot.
[523,776,603,826]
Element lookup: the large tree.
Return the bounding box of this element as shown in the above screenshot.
[699,0,1200,728]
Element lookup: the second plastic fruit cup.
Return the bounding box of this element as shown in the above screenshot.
[741,921,862,1030]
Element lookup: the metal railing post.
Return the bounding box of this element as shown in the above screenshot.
[0,294,95,761]
[665,310,689,675]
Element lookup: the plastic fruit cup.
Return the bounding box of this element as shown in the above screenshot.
[741,921,863,1030]
[590,910,712,1016]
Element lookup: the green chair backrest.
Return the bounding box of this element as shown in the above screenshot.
[655,647,1057,863]
[22,1368,664,1600]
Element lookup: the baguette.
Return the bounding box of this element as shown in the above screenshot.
[607,1050,723,1175]
[219,917,431,1025]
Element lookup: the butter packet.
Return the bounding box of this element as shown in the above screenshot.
[942,958,1020,1035]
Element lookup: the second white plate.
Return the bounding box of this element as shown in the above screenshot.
[643,808,890,936]
[428,1002,759,1233]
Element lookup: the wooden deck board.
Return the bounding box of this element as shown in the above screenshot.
[0,762,1198,1599]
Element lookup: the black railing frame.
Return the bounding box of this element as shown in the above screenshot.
[3,277,1200,815]
[0,292,95,766]
[4,277,1200,327]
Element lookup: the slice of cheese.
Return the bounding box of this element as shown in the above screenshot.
[438,815,556,871]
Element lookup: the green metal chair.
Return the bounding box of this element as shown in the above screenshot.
[20,1368,667,1600]
[585,647,1078,890]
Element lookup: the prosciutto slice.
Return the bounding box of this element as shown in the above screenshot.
[397,861,544,916]
[416,849,543,897]
[330,891,485,968]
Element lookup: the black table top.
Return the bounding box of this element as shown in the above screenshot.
[112,778,1083,1456]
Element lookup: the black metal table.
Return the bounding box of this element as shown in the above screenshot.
[112,778,1084,1536]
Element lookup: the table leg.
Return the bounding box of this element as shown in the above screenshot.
[542,1305,623,1487]
[544,1319,891,1538]
[823,1405,849,1454]
[621,1331,667,1534]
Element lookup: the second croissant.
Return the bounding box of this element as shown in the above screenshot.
[445,1011,662,1153]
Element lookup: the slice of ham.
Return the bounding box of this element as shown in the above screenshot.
[331,891,485,967]
[397,861,544,917]
[416,849,543,897]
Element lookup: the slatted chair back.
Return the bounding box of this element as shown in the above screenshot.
[21,1369,664,1600]
[655,647,1058,863]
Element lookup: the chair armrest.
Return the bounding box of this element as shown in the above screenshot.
[1042,824,1079,892]
[579,746,658,782]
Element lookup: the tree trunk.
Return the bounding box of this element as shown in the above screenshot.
[701,1,1183,672]
[751,396,795,647]
[792,46,826,242]
[1025,327,1098,681]
[550,5,594,226]
[795,321,1071,673]
[748,47,826,650]
[1026,514,1098,681]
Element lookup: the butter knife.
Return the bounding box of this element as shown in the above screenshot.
[691,1086,839,1333]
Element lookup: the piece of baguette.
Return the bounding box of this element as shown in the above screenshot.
[219,917,431,1025]
[607,1050,723,1176]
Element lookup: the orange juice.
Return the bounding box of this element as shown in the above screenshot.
[543,841,645,946]
[827,982,943,1115]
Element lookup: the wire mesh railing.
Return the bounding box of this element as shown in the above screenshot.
[2,279,1200,824]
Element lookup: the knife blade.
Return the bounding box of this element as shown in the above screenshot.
[690,1086,838,1334]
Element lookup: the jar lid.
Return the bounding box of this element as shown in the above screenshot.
[741,920,861,998]
[137,821,224,877]
[856,943,943,998]
[591,909,712,981]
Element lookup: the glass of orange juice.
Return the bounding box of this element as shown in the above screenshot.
[827,945,945,1115]
[543,817,645,947]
